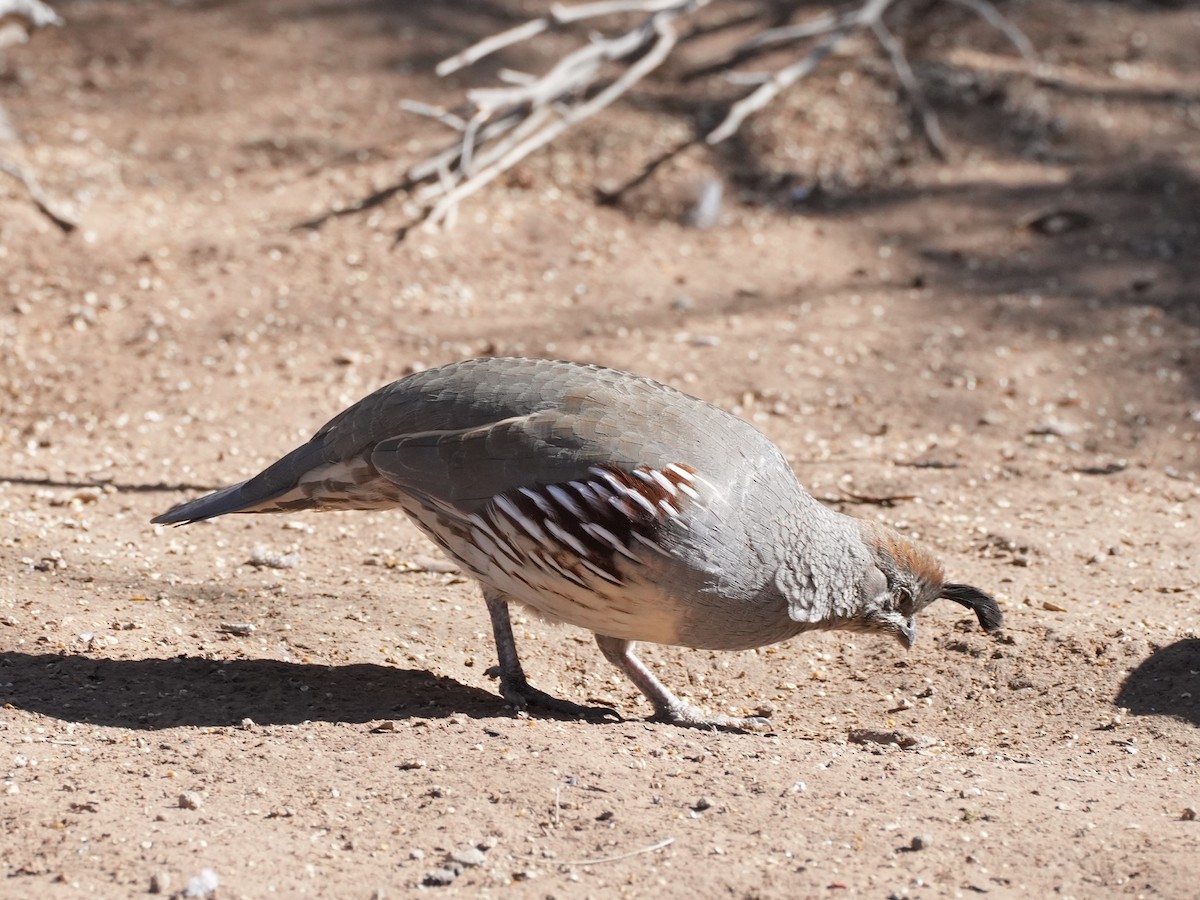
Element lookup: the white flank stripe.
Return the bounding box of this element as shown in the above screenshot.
[570,480,609,512]
[471,531,502,568]
[534,551,588,588]
[632,532,670,556]
[495,495,551,546]
[647,468,677,495]
[632,468,655,484]
[665,463,694,481]
[467,513,523,564]
[621,487,658,518]
[658,498,679,517]
[578,557,622,585]
[589,467,626,494]
[581,522,640,561]
[546,484,584,518]
[519,487,555,517]
[676,482,700,501]
[544,519,589,558]
[610,497,639,520]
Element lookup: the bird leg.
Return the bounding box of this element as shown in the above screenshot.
[594,635,770,731]
[483,591,619,721]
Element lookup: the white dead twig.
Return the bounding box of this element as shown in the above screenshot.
[327,0,1034,234]
[0,158,78,231]
[396,0,706,231]
[0,0,74,231]
[0,0,61,28]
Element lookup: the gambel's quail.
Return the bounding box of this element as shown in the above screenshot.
[153,357,1000,729]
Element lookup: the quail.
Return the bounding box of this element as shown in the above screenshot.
[153,357,1000,729]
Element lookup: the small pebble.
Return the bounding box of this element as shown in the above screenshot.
[178,791,204,810]
[910,834,933,851]
[422,867,460,887]
[184,868,219,898]
[409,848,425,860]
[452,846,486,868]
[248,546,299,569]
[149,872,171,895]
[1182,807,1197,821]
[692,796,713,812]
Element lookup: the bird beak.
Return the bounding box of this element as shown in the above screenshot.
[895,617,917,650]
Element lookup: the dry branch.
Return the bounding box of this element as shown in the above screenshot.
[312,0,1035,235]
[0,0,61,28]
[0,158,78,231]
[0,0,73,231]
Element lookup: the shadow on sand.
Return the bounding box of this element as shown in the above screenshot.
[0,651,511,730]
[1116,639,1200,727]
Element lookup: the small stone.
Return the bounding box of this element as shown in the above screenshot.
[397,759,426,770]
[692,796,713,812]
[178,791,203,810]
[1182,807,1197,821]
[452,847,486,868]
[149,871,171,894]
[910,834,933,851]
[184,868,219,898]
[248,546,299,569]
[219,622,256,635]
[409,848,425,860]
[422,867,460,887]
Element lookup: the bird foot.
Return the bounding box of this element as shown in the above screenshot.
[495,675,621,723]
[650,701,772,732]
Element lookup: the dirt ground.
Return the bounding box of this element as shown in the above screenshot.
[2,1,1199,897]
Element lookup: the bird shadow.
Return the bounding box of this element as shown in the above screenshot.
[1115,639,1200,727]
[0,651,516,730]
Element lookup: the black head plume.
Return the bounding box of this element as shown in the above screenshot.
[940,583,1002,632]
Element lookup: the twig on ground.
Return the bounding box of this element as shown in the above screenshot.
[1,0,72,230]
[703,0,887,145]
[869,16,948,159]
[0,158,78,231]
[947,0,1035,60]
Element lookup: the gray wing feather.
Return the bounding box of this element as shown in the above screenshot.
[371,411,614,510]
[151,440,328,524]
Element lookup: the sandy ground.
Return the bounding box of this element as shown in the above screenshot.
[2,1,1199,896]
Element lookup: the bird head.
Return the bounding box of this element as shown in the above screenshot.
[855,521,1001,649]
